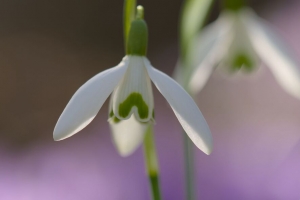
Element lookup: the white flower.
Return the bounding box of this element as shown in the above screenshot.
[53,55,213,156]
[54,7,213,157]
[187,8,300,99]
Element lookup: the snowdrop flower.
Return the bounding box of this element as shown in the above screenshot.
[188,8,300,99]
[54,7,212,156]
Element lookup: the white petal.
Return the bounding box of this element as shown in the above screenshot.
[108,95,149,157]
[113,56,154,122]
[243,9,300,99]
[53,57,129,141]
[109,115,149,157]
[222,11,259,71]
[188,12,233,94]
[144,58,213,155]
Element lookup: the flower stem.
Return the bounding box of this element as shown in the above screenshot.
[183,132,196,200]
[180,0,214,62]
[143,126,162,200]
[123,0,137,50]
[179,0,214,199]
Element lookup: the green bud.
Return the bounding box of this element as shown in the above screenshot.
[126,6,148,56]
[136,5,144,19]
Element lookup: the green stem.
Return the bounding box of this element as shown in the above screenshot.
[123,0,137,51]
[183,133,196,200]
[143,126,162,200]
[179,1,215,200]
[180,0,214,64]
[182,86,197,200]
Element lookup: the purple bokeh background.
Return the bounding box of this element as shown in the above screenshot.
[0,0,300,199]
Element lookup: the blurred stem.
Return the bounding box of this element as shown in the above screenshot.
[143,126,162,200]
[180,0,214,65]
[184,133,196,200]
[179,1,215,200]
[123,0,137,51]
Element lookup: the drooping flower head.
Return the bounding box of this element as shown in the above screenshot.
[184,1,300,99]
[54,6,213,156]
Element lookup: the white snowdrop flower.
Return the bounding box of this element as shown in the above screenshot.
[188,8,300,99]
[54,7,213,156]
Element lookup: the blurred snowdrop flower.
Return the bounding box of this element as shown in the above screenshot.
[188,8,300,99]
[54,7,212,156]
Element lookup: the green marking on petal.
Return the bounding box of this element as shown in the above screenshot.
[109,110,114,118]
[119,92,149,119]
[109,110,121,123]
[113,117,121,123]
[152,110,155,119]
[232,53,254,72]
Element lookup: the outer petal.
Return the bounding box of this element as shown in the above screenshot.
[144,58,213,155]
[243,9,300,99]
[188,12,233,94]
[53,57,129,141]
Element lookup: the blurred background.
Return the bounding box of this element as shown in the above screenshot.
[0,0,300,199]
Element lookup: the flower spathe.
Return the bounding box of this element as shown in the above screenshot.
[54,55,212,156]
[187,8,300,99]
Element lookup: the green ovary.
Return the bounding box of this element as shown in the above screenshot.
[118,92,149,119]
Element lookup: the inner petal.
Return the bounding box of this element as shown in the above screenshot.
[222,14,259,72]
[112,56,154,122]
[119,92,149,119]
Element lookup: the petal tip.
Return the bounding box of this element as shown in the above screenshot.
[117,149,134,157]
[113,141,136,157]
[192,130,213,155]
[53,125,71,141]
[203,146,213,155]
[196,138,213,155]
[53,134,62,141]
[112,136,141,157]
[204,135,213,155]
[53,129,64,141]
